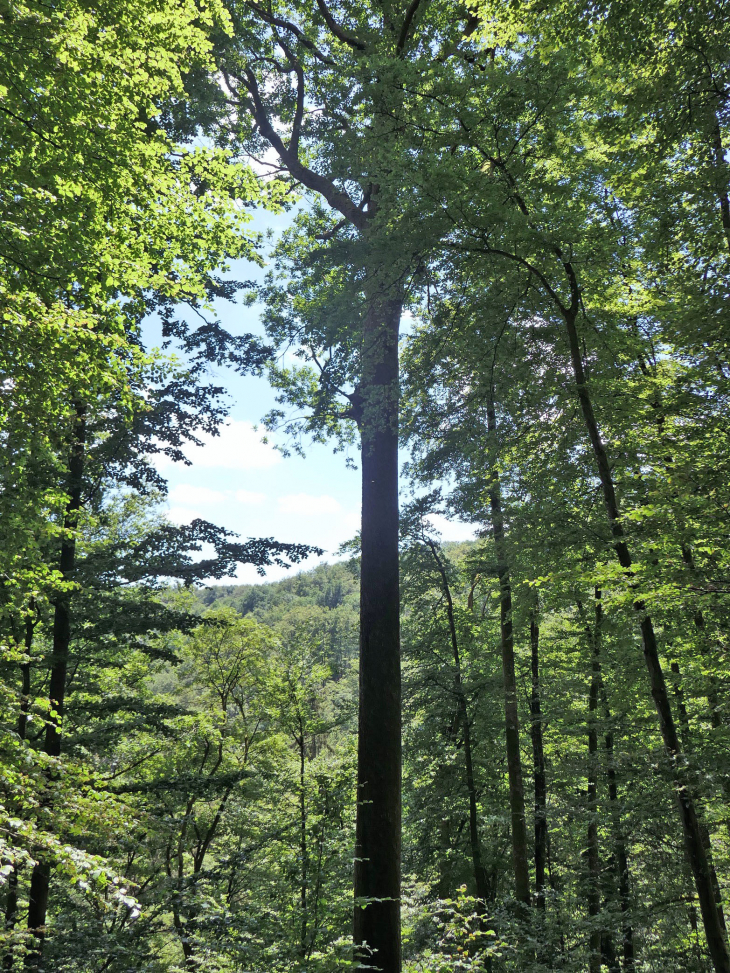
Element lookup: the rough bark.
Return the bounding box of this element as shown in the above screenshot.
[26,403,87,969]
[485,394,530,907]
[562,305,730,973]
[354,295,402,973]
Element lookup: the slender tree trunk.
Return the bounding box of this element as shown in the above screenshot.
[485,394,530,907]
[26,403,86,969]
[599,688,635,972]
[710,112,730,254]
[4,613,35,970]
[426,540,490,904]
[586,598,602,973]
[562,305,730,973]
[670,661,727,935]
[529,614,549,911]
[299,728,308,962]
[681,545,725,730]
[354,294,402,973]
[170,901,196,972]
[602,933,620,973]
[3,865,20,973]
[585,593,628,973]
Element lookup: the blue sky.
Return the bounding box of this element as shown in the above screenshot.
[146,208,474,585]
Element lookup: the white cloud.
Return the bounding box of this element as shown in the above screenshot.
[170,484,225,505]
[156,421,282,471]
[166,506,201,526]
[342,510,361,532]
[235,490,266,505]
[278,493,342,516]
[425,513,477,543]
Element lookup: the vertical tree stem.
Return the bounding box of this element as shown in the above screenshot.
[354,295,402,973]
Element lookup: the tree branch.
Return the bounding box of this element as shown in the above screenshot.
[239,67,368,229]
[397,0,428,54]
[314,0,367,50]
[244,1,336,64]
[274,33,306,156]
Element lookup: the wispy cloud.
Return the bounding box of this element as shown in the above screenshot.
[170,484,226,505]
[166,506,201,526]
[156,421,282,471]
[278,494,342,516]
[425,513,477,543]
[235,490,266,505]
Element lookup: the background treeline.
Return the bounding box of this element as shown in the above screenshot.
[7,536,730,973]
[3,0,730,970]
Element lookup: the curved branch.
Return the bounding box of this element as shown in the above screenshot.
[397,0,428,54]
[240,68,367,229]
[444,239,569,316]
[244,1,336,65]
[314,0,367,50]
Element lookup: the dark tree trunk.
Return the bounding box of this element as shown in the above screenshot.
[710,112,730,254]
[26,403,86,969]
[586,598,602,973]
[4,614,35,970]
[3,867,20,973]
[599,685,635,972]
[602,932,620,973]
[426,540,490,904]
[671,661,727,935]
[585,593,628,973]
[529,614,549,911]
[680,545,726,732]
[562,305,730,973]
[299,728,308,962]
[486,394,530,907]
[354,295,402,973]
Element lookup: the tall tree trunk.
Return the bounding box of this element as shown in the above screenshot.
[586,593,635,973]
[599,688,635,972]
[4,614,35,971]
[710,111,730,254]
[354,294,402,973]
[3,612,36,970]
[299,727,308,962]
[26,403,86,969]
[586,597,602,973]
[681,546,724,731]
[426,540,490,904]
[529,613,549,912]
[562,303,730,973]
[670,661,727,935]
[485,394,530,907]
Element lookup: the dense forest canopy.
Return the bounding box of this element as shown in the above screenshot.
[2,0,730,971]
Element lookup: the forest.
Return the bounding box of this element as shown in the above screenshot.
[2,0,730,970]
